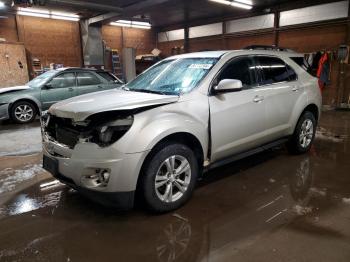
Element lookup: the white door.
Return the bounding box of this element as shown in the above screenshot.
[209,56,266,162]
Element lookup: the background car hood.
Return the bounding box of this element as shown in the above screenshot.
[0,86,30,95]
[49,89,179,121]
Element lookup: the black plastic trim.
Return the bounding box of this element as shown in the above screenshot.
[204,137,289,172]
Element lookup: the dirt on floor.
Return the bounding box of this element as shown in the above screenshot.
[0,111,349,262]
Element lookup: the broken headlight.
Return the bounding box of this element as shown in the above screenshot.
[94,116,134,147]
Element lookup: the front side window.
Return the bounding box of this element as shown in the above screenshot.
[125,57,219,95]
[77,72,101,86]
[48,73,76,89]
[28,70,58,87]
[218,57,257,88]
[256,56,290,85]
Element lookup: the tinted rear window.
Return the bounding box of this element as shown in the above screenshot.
[256,56,290,85]
[290,56,312,75]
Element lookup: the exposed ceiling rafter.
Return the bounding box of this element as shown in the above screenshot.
[87,0,172,25]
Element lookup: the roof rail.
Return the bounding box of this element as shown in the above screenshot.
[243,45,295,52]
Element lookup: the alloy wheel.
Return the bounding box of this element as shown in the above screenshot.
[299,119,314,148]
[155,155,191,203]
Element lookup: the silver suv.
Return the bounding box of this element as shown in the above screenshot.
[41,49,322,212]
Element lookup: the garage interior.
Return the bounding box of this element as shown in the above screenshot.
[0,0,350,261]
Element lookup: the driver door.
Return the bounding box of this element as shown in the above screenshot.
[40,72,77,110]
[209,56,266,162]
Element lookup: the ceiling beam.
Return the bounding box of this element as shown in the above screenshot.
[48,0,123,13]
[88,0,173,25]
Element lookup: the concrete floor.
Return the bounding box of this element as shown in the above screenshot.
[0,110,349,262]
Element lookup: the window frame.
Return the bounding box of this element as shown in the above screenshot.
[253,55,299,87]
[209,55,259,95]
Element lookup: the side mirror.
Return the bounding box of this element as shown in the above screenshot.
[44,83,53,89]
[214,79,243,93]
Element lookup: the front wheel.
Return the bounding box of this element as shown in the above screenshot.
[10,101,37,124]
[139,143,199,213]
[287,111,316,154]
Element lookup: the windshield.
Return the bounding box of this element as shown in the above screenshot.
[125,57,218,95]
[27,70,58,87]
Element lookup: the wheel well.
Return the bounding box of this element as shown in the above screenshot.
[9,99,40,116]
[138,132,205,183]
[152,132,204,168]
[303,104,319,122]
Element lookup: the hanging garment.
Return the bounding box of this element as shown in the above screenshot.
[317,53,331,91]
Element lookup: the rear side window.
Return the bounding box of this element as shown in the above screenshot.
[286,64,297,81]
[97,72,118,83]
[218,57,257,88]
[77,72,101,86]
[290,56,313,76]
[256,56,290,85]
[290,57,305,67]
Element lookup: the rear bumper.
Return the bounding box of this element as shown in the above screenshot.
[0,104,9,121]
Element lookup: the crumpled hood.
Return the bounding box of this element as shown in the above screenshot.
[0,86,30,95]
[49,89,179,121]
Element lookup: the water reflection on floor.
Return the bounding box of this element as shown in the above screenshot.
[0,111,350,262]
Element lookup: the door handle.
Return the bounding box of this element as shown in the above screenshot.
[292,86,299,92]
[68,87,74,91]
[98,85,103,89]
[253,95,264,103]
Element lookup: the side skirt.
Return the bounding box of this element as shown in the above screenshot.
[203,137,289,172]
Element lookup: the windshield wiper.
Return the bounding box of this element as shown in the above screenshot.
[129,89,167,95]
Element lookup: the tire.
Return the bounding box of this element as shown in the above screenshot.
[10,101,37,124]
[139,143,199,213]
[287,111,316,154]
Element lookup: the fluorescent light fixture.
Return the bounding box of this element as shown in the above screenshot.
[18,7,49,14]
[0,1,6,8]
[209,0,252,9]
[210,0,231,5]
[231,1,252,9]
[235,0,252,5]
[17,11,50,18]
[110,20,151,29]
[51,15,79,21]
[17,7,80,21]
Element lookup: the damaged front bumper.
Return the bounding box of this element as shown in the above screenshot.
[41,122,149,209]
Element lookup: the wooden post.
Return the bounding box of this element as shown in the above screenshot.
[274,10,280,47]
[337,1,350,107]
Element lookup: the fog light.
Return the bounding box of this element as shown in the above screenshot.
[81,168,111,188]
[101,170,110,183]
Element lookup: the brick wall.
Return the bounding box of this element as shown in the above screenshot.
[102,25,156,55]
[16,15,82,68]
[0,14,18,42]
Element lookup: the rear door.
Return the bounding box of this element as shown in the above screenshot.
[209,56,266,162]
[254,56,301,140]
[40,72,77,110]
[76,71,103,95]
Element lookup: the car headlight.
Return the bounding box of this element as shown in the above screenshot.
[95,116,134,147]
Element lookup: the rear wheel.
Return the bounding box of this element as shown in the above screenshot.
[10,101,37,124]
[139,143,198,213]
[287,111,316,154]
